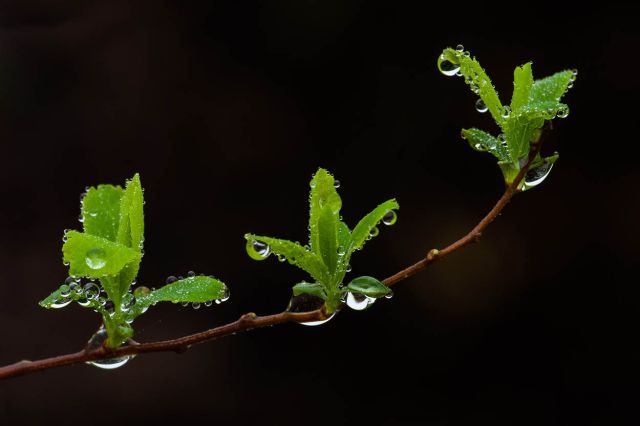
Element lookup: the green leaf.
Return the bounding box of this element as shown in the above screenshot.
[138,276,228,307]
[292,282,327,299]
[245,234,330,284]
[317,205,339,274]
[347,199,399,256]
[461,128,511,162]
[81,185,124,242]
[439,48,504,125]
[63,231,140,279]
[337,221,350,255]
[308,168,342,255]
[511,62,533,113]
[346,276,390,298]
[531,70,574,105]
[117,173,144,252]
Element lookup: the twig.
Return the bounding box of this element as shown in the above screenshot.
[0,143,542,380]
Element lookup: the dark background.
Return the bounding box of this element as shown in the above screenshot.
[0,1,638,425]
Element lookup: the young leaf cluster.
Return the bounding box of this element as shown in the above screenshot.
[438,47,576,188]
[245,168,398,313]
[39,174,229,348]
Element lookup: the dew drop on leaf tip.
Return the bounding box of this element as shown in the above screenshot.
[246,239,270,261]
[382,210,397,226]
[523,161,554,190]
[438,55,460,77]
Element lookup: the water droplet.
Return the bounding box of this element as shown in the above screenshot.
[333,180,341,189]
[166,276,177,284]
[85,327,133,370]
[384,289,394,299]
[69,281,82,295]
[474,143,486,152]
[50,297,72,309]
[498,133,507,148]
[219,287,230,303]
[192,302,201,310]
[368,227,379,239]
[204,300,213,307]
[437,54,460,77]
[346,292,375,311]
[571,68,578,76]
[310,180,316,188]
[455,44,464,52]
[85,248,106,270]
[59,284,71,297]
[455,69,462,77]
[133,286,151,297]
[246,240,270,261]
[382,210,397,226]
[78,297,91,307]
[187,271,196,277]
[78,214,84,223]
[121,294,136,312]
[523,160,554,190]
[501,105,511,119]
[181,302,189,307]
[557,105,569,119]
[346,264,352,273]
[276,253,286,262]
[475,99,488,113]
[83,283,100,300]
[300,312,336,327]
[287,293,336,326]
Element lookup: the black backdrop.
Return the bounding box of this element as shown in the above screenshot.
[1,2,638,425]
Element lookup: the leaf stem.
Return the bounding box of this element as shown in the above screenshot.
[0,143,543,380]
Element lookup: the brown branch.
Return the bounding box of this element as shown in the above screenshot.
[0,143,543,380]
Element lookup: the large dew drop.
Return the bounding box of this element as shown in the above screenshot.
[85,327,133,370]
[475,99,488,113]
[85,248,106,270]
[246,239,270,261]
[382,210,397,226]
[437,54,460,77]
[287,293,336,327]
[345,292,375,311]
[522,160,554,190]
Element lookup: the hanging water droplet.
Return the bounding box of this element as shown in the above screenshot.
[501,105,511,119]
[455,69,462,77]
[83,282,100,300]
[59,284,71,298]
[246,239,270,261]
[557,105,569,119]
[346,292,375,311]
[69,281,82,295]
[219,287,230,303]
[474,143,486,152]
[85,327,133,370]
[368,227,379,239]
[181,302,189,307]
[78,214,84,223]
[523,160,554,190]
[455,44,464,52]
[384,289,394,299]
[204,300,213,307]
[346,264,352,273]
[287,293,336,326]
[166,276,177,284]
[275,253,286,262]
[475,99,488,113]
[382,210,397,226]
[192,302,201,310]
[77,297,91,307]
[437,54,460,77]
[187,270,196,277]
[50,297,72,309]
[85,248,106,270]
[333,180,341,189]
[571,68,578,76]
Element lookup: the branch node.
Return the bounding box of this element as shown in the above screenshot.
[240,312,257,322]
[426,249,440,261]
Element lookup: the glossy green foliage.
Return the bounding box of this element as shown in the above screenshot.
[40,174,229,349]
[438,47,576,188]
[246,168,398,313]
